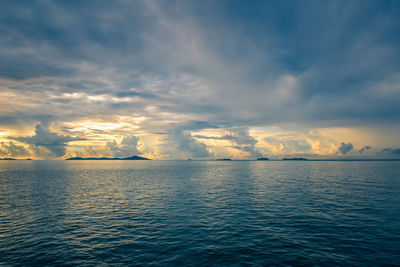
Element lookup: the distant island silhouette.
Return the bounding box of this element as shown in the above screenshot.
[217,158,232,161]
[257,157,269,161]
[283,157,308,161]
[0,158,32,160]
[66,156,150,160]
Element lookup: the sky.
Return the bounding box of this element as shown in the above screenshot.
[0,0,400,160]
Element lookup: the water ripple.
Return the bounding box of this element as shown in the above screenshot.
[0,160,399,265]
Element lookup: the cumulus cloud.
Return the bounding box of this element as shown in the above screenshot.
[13,124,84,157]
[168,129,210,159]
[159,121,215,159]
[0,141,30,157]
[192,127,264,158]
[106,135,141,157]
[225,128,263,158]
[338,142,353,155]
[359,145,371,153]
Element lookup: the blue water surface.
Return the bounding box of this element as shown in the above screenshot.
[0,160,399,266]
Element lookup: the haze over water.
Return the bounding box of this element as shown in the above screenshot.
[1,160,399,266]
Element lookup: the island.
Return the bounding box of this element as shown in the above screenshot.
[0,158,34,160]
[66,155,150,160]
[257,157,269,161]
[217,158,232,161]
[282,157,308,161]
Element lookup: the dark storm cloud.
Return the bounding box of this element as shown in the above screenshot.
[13,124,84,157]
[113,91,158,99]
[182,121,218,131]
[338,142,354,155]
[0,113,56,126]
[1,1,399,124]
[0,0,150,79]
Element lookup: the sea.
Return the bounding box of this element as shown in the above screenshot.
[0,160,399,266]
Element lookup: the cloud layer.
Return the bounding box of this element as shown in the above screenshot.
[0,1,400,159]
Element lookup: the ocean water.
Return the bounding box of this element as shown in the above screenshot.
[0,160,399,266]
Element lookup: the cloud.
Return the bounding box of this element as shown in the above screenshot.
[1,1,400,158]
[167,128,210,159]
[13,124,84,157]
[379,148,400,155]
[192,135,234,141]
[106,135,141,157]
[226,128,263,158]
[264,137,312,153]
[338,142,353,155]
[193,127,265,158]
[1,1,399,128]
[0,141,30,157]
[359,145,371,153]
[157,121,217,159]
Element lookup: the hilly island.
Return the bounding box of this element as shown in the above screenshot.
[66,156,150,160]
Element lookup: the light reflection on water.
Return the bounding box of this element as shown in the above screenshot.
[0,160,399,265]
